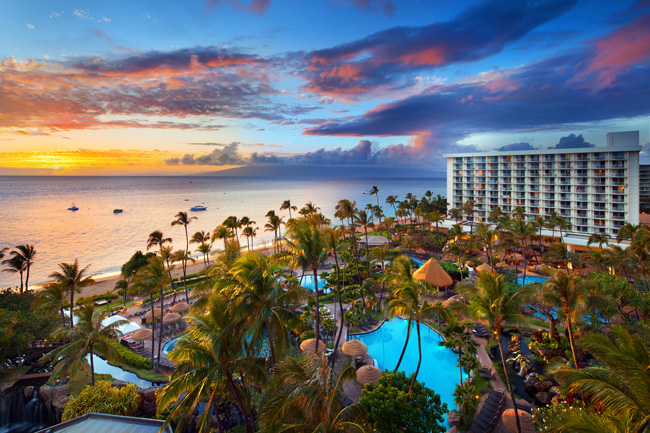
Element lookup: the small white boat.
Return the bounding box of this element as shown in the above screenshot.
[190,205,207,211]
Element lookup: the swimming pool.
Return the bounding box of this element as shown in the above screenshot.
[300,274,331,294]
[410,257,424,267]
[87,354,161,387]
[517,275,547,285]
[353,318,465,416]
[164,334,271,357]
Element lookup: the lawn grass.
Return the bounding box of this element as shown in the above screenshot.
[120,364,168,383]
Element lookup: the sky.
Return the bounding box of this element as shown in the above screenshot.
[1,0,649,175]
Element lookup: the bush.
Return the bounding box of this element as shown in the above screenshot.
[76,293,118,306]
[359,370,447,433]
[299,330,315,342]
[62,381,141,421]
[438,261,468,280]
[107,340,152,369]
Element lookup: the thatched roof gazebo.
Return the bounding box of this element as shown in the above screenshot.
[415,248,427,255]
[162,313,182,325]
[130,328,153,341]
[300,338,326,353]
[476,263,494,273]
[356,365,382,386]
[495,262,509,269]
[502,409,535,433]
[170,302,190,313]
[413,258,453,288]
[144,308,163,322]
[465,260,475,267]
[342,339,367,357]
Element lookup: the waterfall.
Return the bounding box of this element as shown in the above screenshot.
[0,388,50,433]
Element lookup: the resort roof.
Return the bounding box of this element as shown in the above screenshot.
[37,412,172,433]
[358,235,389,246]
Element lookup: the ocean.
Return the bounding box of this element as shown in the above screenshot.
[0,175,445,288]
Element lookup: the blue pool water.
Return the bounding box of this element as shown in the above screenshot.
[410,257,424,267]
[87,354,160,387]
[164,334,271,357]
[300,274,331,294]
[517,276,547,285]
[354,318,465,416]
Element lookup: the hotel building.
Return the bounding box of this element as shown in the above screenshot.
[640,164,650,209]
[444,132,641,239]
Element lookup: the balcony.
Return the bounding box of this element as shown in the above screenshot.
[593,195,607,202]
[593,162,607,169]
[593,153,606,161]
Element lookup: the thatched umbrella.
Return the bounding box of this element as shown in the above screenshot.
[144,308,163,322]
[476,263,494,273]
[170,302,190,313]
[162,313,182,325]
[465,260,475,267]
[342,339,367,357]
[495,262,508,268]
[300,338,326,353]
[131,328,153,341]
[356,365,382,386]
[415,248,426,255]
[413,258,453,288]
[502,409,535,433]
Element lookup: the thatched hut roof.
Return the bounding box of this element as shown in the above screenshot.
[131,328,153,341]
[356,365,382,385]
[342,339,367,357]
[413,259,453,287]
[170,302,190,313]
[300,338,326,353]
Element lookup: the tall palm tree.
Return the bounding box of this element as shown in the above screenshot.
[324,227,347,365]
[616,222,641,243]
[191,230,212,265]
[300,201,321,215]
[218,253,304,368]
[336,199,361,283]
[546,326,650,432]
[133,256,171,371]
[475,224,496,266]
[11,245,36,291]
[354,209,374,277]
[157,295,263,433]
[49,260,95,327]
[258,352,366,433]
[171,211,197,303]
[538,273,596,368]
[2,254,26,293]
[147,230,172,253]
[265,213,284,254]
[385,195,398,217]
[384,256,417,372]
[509,218,536,282]
[34,281,67,325]
[440,316,477,386]
[212,225,233,253]
[42,304,125,385]
[449,208,462,224]
[457,272,532,433]
[241,226,256,251]
[532,215,547,261]
[587,232,610,252]
[544,244,581,274]
[280,199,298,220]
[369,185,382,228]
[284,218,329,352]
[171,250,195,303]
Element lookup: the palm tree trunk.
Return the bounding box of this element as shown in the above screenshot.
[265,319,277,368]
[184,226,190,303]
[89,344,95,386]
[394,319,411,371]
[212,393,225,433]
[19,269,24,294]
[70,287,75,328]
[60,307,65,326]
[313,267,321,352]
[150,297,156,371]
[364,226,371,277]
[157,284,164,371]
[522,237,527,284]
[25,265,30,291]
[409,320,422,393]
[350,218,361,284]
[458,343,463,386]
[331,252,345,366]
[498,330,522,433]
[565,307,579,368]
[224,366,253,433]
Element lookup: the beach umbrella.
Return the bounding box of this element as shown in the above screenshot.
[413,258,453,288]
[502,409,535,433]
[300,338,326,353]
[394,246,402,251]
[415,248,426,255]
[476,263,494,273]
[144,308,163,322]
[465,260,475,267]
[163,313,182,325]
[131,328,153,341]
[356,365,382,386]
[495,262,508,268]
[342,339,367,357]
[170,302,190,313]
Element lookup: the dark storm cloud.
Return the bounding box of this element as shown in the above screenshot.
[498,142,535,151]
[550,134,594,149]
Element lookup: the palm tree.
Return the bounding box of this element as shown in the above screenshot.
[440,316,477,386]
[11,245,36,291]
[324,227,347,365]
[429,210,443,233]
[539,273,596,368]
[218,253,304,368]
[284,218,329,352]
[475,224,496,265]
[147,230,172,253]
[171,250,195,303]
[171,211,197,302]
[191,230,212,265]
[453,382,478,426]
[336,199,361,283]
[544,244,581,274]
[258,352,366,433]
[280,199,298,220]
[464,200,476,233]
[587,232,610,252]
[157,295,262,433]
[49,260,95,327]
[449,208,462,223]
[533,215,547,261]
[239,226,255,251]
[265,213,284,254]
[299,201,321,215]
[457,272,532,433]
[509,218,536,282]
[546,326,650,432]
[616,222,640,243]
[385,194,398,217]
[2,254,26,293]
[42,304,125,385]
[197,242,212,266]
[34,281,67,325]
[369,185,382,227]
[354,209,374,277]
[212,225,233,253]
[133,256,171,371]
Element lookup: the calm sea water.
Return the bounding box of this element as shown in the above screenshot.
[0,176,445,288]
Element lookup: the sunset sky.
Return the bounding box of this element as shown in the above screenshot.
[1,0,649,175]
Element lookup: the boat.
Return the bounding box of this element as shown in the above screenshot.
[68,204,79,211]
[113,209,123,214]
[190,205,207,211]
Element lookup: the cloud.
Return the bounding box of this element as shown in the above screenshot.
[498,142,535,151]
[550,134,594,149]
[301,0,577,97]
[166,142,246,165]
[333,0,395,15]
[204,0,271,15]
[49,11,62,18]
[26,24,34,29]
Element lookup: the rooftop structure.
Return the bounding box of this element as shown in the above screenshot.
[444,132,642,238]
[37,413,172,433]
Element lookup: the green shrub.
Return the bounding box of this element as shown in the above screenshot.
[438,261,468,280]
[62,381,141,421]
[106,340,152,369]
[76,293,118,306]
[299,330,315,342]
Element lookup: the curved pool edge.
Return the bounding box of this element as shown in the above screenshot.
[348,317,446,341]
